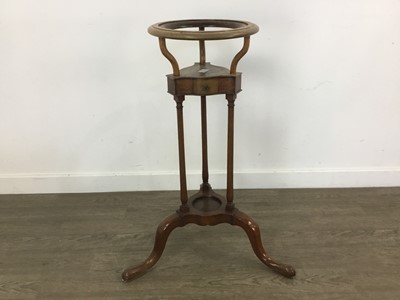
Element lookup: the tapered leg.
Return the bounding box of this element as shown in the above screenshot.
[122,213,181,282]
[232,209,296,278]
[174,96,189,212]
[201,95,209,185]
[226,94,236,211]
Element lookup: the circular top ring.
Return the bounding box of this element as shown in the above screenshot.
[148,19,259,40]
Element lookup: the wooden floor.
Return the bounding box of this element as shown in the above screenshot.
[0,187,399,299]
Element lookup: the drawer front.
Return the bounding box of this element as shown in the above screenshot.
[167,75,242,96]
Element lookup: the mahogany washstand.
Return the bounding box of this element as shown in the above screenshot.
[122,19,295,281]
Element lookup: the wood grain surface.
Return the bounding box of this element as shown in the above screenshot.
[0,188,399,299]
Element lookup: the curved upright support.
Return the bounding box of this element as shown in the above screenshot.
[232,209,296,278]
[230,36,250,74]
[159,38,180,76]
[122,213,182,282]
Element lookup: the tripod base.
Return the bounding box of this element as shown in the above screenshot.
[122,185,295,282]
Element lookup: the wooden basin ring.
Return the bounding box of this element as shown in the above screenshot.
[148,19,259,40]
